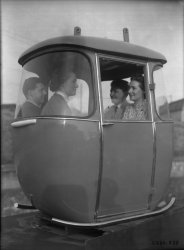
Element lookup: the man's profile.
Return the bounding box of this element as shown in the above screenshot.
[104,79,129,120]
[19,77,46,117]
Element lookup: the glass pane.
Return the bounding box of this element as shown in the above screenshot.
[100,57,148,121]
[153,66,170,120]
[15,51,94,118]
[68,79,89,116]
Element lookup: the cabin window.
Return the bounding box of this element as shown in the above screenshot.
[153,65,170,120]
[99,56,149,121]
[15,51,94,118]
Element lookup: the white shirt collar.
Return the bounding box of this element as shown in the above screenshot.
[116,99,127,109]
[56,91,68,102]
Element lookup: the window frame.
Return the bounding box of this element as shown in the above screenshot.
[15,48,97,120]
[152,64,171,122]
[97,53,152,122]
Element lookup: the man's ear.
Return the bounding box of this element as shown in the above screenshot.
[27,89,33,99]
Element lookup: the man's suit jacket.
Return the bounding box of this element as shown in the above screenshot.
[19,101,41,117]
[104,101,128,120]
[41,93,72,116]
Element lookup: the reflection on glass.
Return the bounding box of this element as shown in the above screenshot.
[153,66,170,120]
[15,51,94,118]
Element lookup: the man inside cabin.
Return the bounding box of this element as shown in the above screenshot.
[19,77,47,117]
[104,79,129,120]
[41,69,78,116]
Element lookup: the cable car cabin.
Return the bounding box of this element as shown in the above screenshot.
[12,35,175,227]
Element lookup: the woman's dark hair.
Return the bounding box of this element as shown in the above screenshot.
[110,79,129,96]
[49,68,73,92]
[130,75,146,99]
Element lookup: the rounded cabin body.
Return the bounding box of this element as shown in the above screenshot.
[12,35,175,226]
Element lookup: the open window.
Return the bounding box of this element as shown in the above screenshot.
[99,56,149,121]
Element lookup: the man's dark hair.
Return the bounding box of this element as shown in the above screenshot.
[50,69,74,92]
[22,77,41,97]
[110,79,129,94]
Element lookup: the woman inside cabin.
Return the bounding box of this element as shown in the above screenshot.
[41,69,78,116]
[123,75,147,120]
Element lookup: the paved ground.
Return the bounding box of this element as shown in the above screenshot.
[1,200,184,250]
[1,162,184,249]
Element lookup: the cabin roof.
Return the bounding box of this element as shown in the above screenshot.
[18,36,167,65]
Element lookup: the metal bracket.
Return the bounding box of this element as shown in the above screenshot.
[74,26,81,36]
[123,28,129,42]
[149,83,155,91]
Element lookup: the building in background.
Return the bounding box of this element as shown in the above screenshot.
[169,99,184,122]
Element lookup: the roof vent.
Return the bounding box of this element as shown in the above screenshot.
[74,26,81,36]
[123,28,129,42]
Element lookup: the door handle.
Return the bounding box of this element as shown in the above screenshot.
[102,122,115,126]
[11,119,37,127]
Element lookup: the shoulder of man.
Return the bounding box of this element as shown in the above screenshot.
[104,105,116,119]
[21,101,40,116]
[22,101,38,110]
[104,105,115,112]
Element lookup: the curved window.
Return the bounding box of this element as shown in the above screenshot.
[15,51,94,118]
[153,66,170,120]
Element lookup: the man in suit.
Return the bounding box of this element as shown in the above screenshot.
[41,70,78,116]
[19,77,46,117]
[104,79,129,120]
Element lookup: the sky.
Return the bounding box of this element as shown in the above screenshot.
[2,0,184,104]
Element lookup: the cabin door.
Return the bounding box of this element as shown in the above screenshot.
[97,122,154,217]
[97,55,154,218]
